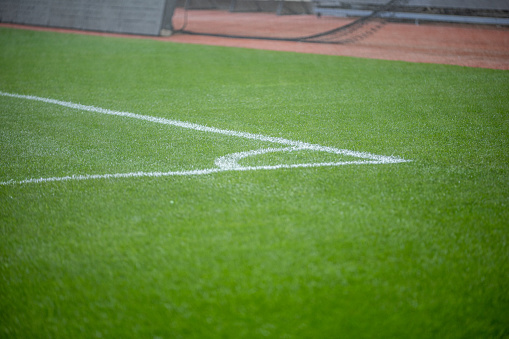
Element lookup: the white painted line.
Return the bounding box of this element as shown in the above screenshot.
[1,160,390,185]
[0,91,411,185]
[215,147,303,170]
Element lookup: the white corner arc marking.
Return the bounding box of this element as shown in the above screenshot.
[0,91,411,185]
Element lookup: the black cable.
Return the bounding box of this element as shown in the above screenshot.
[175,0,191,32]
[176,0,408,44]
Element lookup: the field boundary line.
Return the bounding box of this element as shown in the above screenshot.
[0,91,411,185]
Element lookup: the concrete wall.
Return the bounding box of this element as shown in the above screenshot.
[333,0,509,10]
[0,0,176,35]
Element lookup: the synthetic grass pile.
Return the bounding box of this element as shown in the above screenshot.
[1,27,508,338]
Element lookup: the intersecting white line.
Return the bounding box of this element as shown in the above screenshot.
[0,91,411,185]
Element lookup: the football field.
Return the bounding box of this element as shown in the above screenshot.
[1,27,508,338]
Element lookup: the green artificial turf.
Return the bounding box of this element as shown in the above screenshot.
[1,27,508,338]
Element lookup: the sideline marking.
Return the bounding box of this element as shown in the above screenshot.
[0,91,411,185]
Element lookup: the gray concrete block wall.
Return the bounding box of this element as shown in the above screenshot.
[329,0,509,10]
[412,0,509,10]
[0,0,173,36]
[0,1,51,26]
